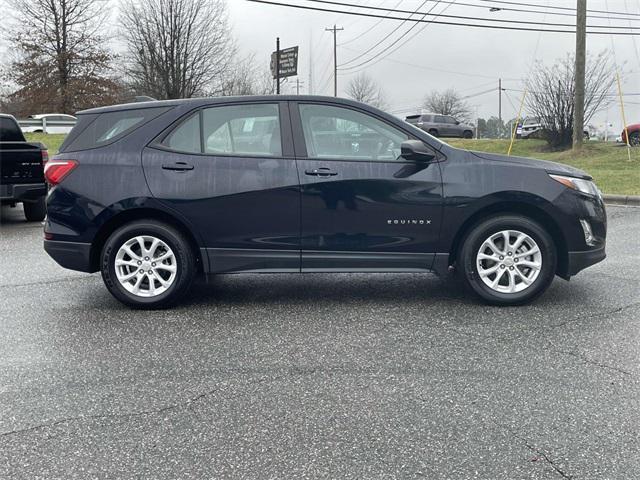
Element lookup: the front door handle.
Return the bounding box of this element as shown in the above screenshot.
[305,167,338,177]
[162,162,194,171]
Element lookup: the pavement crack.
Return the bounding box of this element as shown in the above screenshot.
[520,439,573,479]
[549,301,640,329]
[490,419,573,479]
[0,275,95,290]
[0,387,216,439]
[546,340,631,376]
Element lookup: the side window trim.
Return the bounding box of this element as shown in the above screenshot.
[290,101,436,163]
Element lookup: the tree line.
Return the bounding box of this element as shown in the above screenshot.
[0,0,273,116]
[346,51,616,149]
[1,0,617,149]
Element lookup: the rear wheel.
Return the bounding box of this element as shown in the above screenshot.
[23,197,46,222]
[428,128,439,137]
[459,215,557,305]
[629,131,640,146]
[101,220,196,309]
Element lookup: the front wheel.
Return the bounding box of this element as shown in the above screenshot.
[459,215,557,305]
[101,220,196,309]
[629,131,640,146]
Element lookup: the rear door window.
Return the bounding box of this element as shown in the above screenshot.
[162,113,201,153]
[158,103,282,157]
[202,104,281,157]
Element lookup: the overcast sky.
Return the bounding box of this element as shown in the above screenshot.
[1,0,638,134]
[228,0,640,134]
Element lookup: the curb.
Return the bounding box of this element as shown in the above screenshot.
[603,194,640,206]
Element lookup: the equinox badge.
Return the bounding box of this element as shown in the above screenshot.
[387,219,431,225]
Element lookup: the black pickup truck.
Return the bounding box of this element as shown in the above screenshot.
[1,113,48,221]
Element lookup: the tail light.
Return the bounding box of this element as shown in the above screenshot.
[44,160,77,185]
[42,149,49,165]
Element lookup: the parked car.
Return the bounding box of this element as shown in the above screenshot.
[43,96,606,308]
[621,124,640,146]
[21,113,77,134]
[516,118,542,139]
[0,113,48,221]
[516,119,590,140]
[405,113,474,138]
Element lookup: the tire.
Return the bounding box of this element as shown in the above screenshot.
[629,131,640,147]
[100,220,196,309]
[462,130,473,139]
[458,215,557,306]
[428,129,439,137]
[23,197,46,222]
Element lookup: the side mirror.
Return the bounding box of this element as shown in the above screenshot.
[400,140,436,162]
[455,121,460,125]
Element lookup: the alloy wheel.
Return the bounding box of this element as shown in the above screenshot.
[114,235,177,297]
[476,230,542,294]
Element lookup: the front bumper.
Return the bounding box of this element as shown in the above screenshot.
[44,240,94,273]
[1,183,47,203]
[566,245,606,277]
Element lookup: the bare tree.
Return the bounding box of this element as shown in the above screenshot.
[5,0,122,115]
[422,89,472,121]
[526,51,615,148]
[346,73,387,109]
[219,55,274,96]
[120,0,235,99]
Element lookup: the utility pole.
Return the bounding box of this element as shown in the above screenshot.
[573,0,587,150]
[276,37,281,95]
[309,32,313,95]
[296,78,304,95]
[498,78,502,125]
[325,25,343,96]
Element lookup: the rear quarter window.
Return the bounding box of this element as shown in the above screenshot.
[0,117,26,142]
[59,107,171,152]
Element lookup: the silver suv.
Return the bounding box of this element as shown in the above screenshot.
[405,113,474,138]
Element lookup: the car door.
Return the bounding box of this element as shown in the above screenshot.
[445,116,463,137]
[142,101,301,273]
[291,101,443,272]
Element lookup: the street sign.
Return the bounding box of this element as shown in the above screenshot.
[271,46,298,79]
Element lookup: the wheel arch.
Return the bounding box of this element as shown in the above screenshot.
[448,200,568,277]
[89,207,206,273]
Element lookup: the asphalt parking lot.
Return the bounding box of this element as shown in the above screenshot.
[1,205,639,479]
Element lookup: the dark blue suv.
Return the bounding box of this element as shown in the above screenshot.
[43,96,606,308]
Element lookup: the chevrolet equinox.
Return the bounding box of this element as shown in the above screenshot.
[43,96,606,308]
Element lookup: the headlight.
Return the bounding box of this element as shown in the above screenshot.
[549,174,600,197]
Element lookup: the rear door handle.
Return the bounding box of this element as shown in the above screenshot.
[305,167,338,177]
[162,162,194,171]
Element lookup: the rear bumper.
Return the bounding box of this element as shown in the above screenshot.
[566,246,606,277]
[1,183,46,203]
[44,240,95,273]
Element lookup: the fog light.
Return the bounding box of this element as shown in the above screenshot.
[580,219,596,246]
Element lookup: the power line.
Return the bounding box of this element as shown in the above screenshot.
[338,0,404,46]
[302,0,640,30]
[340,0,455,72]
[409,0,640,22]
[339,0,432,67]
[339,47,522,80]
[246,0,640,35]
[478,0,640,19]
